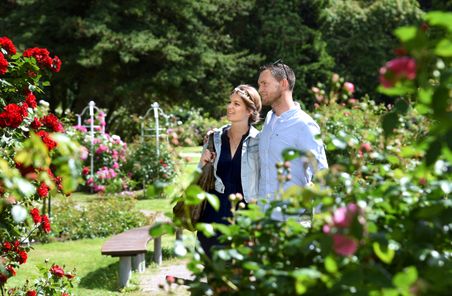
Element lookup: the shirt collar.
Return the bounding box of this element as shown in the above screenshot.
[271,102,301,120]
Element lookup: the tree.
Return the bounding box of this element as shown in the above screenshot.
[321,0,424,101]
[0,0,260,123]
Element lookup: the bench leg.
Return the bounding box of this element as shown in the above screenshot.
[154,236,162,265]
[176,228,183,241]
[118,256,132,288]
[132,253,146,273]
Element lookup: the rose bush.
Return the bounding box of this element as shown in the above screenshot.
[69,125,130,193]
[0,37,81,295]
[152,11,451,295]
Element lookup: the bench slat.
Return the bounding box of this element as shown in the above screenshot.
[101,226,152,256]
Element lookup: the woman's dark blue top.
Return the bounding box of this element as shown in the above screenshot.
[199,128,247,224]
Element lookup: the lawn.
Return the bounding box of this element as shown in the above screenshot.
[5,146,201,295]
[6,234,195,295]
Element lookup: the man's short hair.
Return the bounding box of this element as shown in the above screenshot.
[260,61,296,91]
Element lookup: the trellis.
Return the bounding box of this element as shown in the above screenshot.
[76,101,105,192]
[140,102,173,155]
[140,102,173,189]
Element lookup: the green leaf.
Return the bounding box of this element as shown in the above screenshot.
[373,242,395,264]
[394,26,417,42]
[424,11,452,32]
[196,223,215,237]
[386,155,400,165]
[324,256,337,273]
[243,262,260,271]
[149,223,175,237]
[394,98,410,114]
[426,140,442,165]
[205,192,219,211]
[393,266,418,291]
[435,39,452,57]
[382,112,399,137]
[282,148,304,161]
[377,85,413,96]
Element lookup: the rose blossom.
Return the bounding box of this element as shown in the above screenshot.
[18,250,28,264]
[30,208,42,224]
[50,264,65,277]
[36,130,57,150]
[379,57,416,88]
[0,36,17,55]
[25,92,37,109]
[37,182,49,198]
[0,52,8,75]
[332,234,358,256]
[324,203,365,257]
[343,82,355,94]
[41,215,51,233]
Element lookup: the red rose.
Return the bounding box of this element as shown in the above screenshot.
[0,52,8,75]
[36,130,57,150]
[26,291,37,296]
[13,240,20,248]
[37,182,49,198]
[51,56,62,72]
[41,215,51,233]
[0,103,25,128]
[21,102,29,118]
[25,92,37,109]
[23,47,52,69]
[50,264,64,277]
[6,265,16,276]
[18,250,28,264]
[30,117,42,130]
[41,114,64,132]
[30,208,42,224]
[0,36,17,55]
[3,241,12,251]
[82,167,90,175]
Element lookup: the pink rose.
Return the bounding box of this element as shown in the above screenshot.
[379,57,416,88]
[332,234,358,256]
[343,82,354,94]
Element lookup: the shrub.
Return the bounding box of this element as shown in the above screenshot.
[50,197,147,240]
[152,11,451,295]
[68,127,131,193]
[124,141,177,191]
[168,106,227,146]
[0,37,81,295]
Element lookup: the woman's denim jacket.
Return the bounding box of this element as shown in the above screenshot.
[199,124,260,202]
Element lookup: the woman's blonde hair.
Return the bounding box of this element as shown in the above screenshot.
[232,84,262,124]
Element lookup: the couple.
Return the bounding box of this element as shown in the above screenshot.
[197,62,328,257]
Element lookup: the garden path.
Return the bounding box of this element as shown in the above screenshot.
[139,261,192,294]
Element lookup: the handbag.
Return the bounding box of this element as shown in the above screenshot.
[173,133,215,230]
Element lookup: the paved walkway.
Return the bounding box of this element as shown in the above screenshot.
[139,261,192,294]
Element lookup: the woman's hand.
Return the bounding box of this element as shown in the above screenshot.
[200,149,216,166]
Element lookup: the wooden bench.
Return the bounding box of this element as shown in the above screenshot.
[101,225,163,288]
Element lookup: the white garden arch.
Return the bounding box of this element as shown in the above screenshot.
[76,101,106,192]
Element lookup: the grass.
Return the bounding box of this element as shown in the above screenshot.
[6,234,195,295]
[6,146,202,295]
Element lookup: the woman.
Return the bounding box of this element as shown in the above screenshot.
[197,84,262,258]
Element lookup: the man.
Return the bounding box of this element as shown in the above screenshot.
[257,61,328,220]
